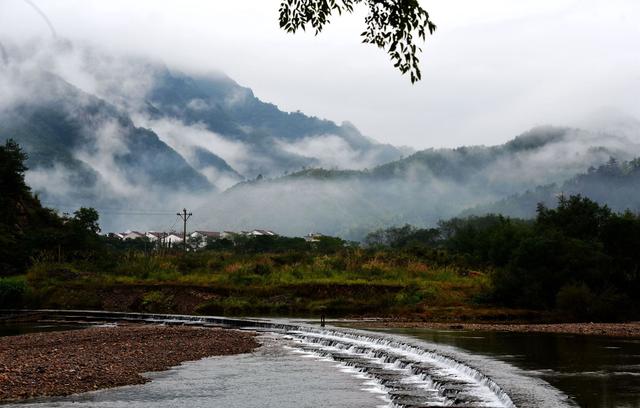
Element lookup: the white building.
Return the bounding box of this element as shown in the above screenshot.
[220,231,238,240]
[122,231,145,240]
[190,231,220,240]
[166,233,184,246]
[190,231,221,248]
[304,233,324,242]
[145,231,166,242]
[243,229,277,237]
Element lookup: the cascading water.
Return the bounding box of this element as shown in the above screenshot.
[4,311,577,407]
[283,328,516,408]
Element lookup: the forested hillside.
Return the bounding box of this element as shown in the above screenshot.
[466,157,640,218]
[201,126,640,239]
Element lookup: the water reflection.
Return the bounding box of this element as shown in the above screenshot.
[376,328,640,408]
[7,334,385,408]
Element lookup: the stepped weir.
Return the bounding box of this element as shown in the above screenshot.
[4,310,519,407]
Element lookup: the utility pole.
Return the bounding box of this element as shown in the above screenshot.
[177,208,192,252]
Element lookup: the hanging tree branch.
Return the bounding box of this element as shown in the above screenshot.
[279,0,436,83]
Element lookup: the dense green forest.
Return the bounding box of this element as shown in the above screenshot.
[2,139,639,321]
[366,196,640,320]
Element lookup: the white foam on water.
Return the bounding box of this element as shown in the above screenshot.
[283,338,394,405]
[24,312,574,407]
[289,329,514,408]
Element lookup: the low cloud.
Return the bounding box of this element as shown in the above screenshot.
[276,134,384,170]
[134,115,249,183]
[197,125,640,240]
[4,38,640,237]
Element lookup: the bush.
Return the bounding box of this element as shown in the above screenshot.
[174,254,206,273]
[141,290,175,313]
[26,262,80,285]
[556,283,595,320]
[0,276,27,308]
[591,288,630,321]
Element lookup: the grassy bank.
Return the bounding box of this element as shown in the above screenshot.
[13,248,506,319]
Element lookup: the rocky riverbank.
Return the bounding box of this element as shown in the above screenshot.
[0,325,259,401]
[345,320,640,337]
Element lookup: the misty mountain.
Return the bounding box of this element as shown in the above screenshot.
[464,157,640,219]
[0,43,405,231]
[141,67,405,177]
[198,126,640,239]
[3,43,640,236]
[0,70,215,205]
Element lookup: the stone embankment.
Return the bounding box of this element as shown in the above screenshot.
[0,325,258,401]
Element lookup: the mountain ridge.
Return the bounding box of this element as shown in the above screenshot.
[2,44,640,236]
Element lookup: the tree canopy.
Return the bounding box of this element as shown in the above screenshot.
[279,0,436,83]
[365,195,640,320]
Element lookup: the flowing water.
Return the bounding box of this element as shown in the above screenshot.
[10,334,384,408]
[3,314,639,407]
[371,327,640,408]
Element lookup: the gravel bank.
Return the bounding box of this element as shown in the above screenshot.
[346,320,640,337]
[0,325,258,401]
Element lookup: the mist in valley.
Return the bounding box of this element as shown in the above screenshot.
[1,2,640,238]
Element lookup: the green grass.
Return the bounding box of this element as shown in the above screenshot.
[21,249,492,317]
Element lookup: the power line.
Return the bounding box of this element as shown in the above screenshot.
[167,215,180,232]
[40,202,178,216]
[177,208,192,252]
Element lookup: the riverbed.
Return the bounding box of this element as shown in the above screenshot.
[4,334,385,408]
[2,316,639,407]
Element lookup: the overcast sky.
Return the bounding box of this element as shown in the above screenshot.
[1,0,639,149]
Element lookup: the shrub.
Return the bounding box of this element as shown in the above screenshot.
[556,283,595,320]
[253,258,273,275]
[26,262,80,285]
[141,290,175,313]
[174,254,206,273]
[0,276,27,308]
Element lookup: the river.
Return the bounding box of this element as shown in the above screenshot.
[377,327,640,408]
[2,318,639,407]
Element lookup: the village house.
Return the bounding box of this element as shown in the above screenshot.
[190,231,221,248]
[145,231,166,242]
[243,229,277,237]
[106,228,280,249]
[122,231,144,240]
[304,233,325,242]
[165,232,183,246]
[220,231,238,240]
[190,231,221,240]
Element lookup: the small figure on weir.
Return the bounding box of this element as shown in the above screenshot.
[319,306,326,327]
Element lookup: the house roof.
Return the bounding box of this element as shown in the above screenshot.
[253,229,276,235]
[122,231,144,238]
[192,231,220,238]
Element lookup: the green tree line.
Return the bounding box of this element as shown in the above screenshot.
[3,138,640,320]
[366,196,640,320]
